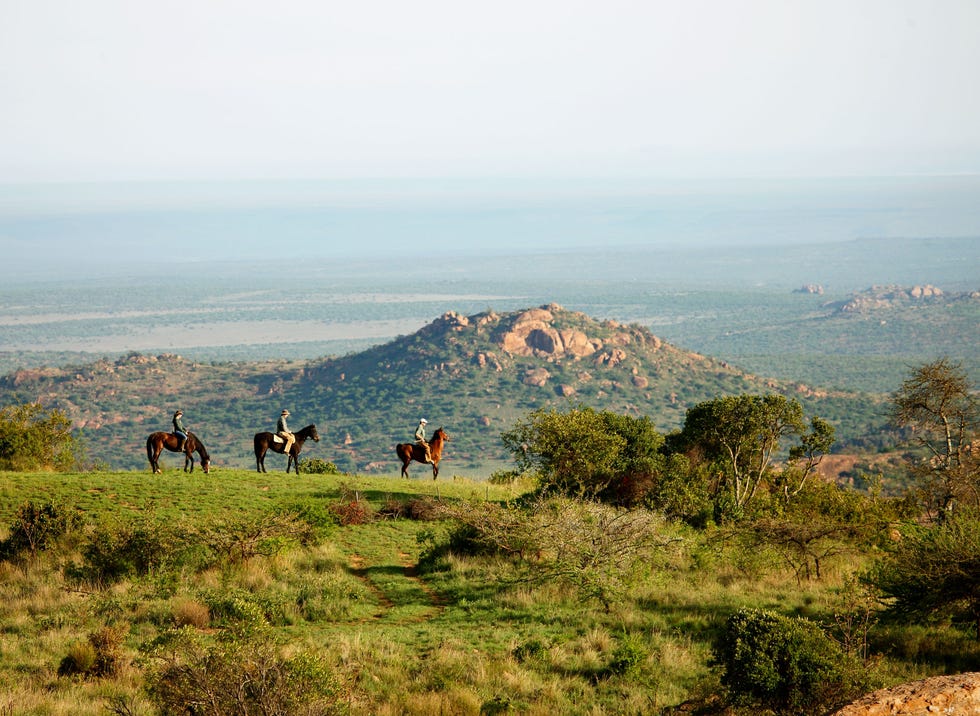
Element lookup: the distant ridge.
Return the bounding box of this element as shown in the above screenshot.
[0,304,880,473]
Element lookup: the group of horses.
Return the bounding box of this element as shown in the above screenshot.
[145,424,449,479]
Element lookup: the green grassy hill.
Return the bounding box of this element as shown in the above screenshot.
[0,469,975,714]
[2,304,887,473]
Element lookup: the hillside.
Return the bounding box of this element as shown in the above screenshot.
[1,304,886,473]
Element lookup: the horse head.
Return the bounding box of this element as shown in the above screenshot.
[309,425,320,442]
[434,427,449,442]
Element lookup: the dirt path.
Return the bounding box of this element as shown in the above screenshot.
[346,549,444,624]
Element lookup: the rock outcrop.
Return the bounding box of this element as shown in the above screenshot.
[495,304,602,359]
[830,672,980,716]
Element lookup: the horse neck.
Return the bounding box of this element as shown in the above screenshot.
[430,433,444,453]
[187,433,207,458]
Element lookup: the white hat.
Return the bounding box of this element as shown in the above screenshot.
[282,409,290,416]
[420,418,428,423]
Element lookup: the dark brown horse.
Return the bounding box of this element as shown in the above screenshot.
[396,427,449,479]
[146,431,211,474]
[254,424,319,473]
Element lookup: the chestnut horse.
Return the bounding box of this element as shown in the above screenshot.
[253,424,319,474]
[396,427,449,479]
[146,431,211,474]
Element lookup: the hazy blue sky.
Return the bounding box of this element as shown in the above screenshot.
[3,0,980,184]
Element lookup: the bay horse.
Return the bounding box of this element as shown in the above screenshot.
[254,424,319,474]
[146,431,211,474]
[396,427,449,480]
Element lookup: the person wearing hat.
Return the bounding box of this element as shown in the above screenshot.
[414,418,432,464]
[172,410,188,452]
[277,409,295,456]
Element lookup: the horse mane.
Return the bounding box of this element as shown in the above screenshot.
[189,431,209,460]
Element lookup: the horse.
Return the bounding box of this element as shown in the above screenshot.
[145,431,211,474]
[253,424,320,474]
[396,427,449,480]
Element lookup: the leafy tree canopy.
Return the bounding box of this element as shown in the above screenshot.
[500,406,664,502]
[0,402,80,472]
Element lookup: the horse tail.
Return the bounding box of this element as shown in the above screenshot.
[146,434,154,461]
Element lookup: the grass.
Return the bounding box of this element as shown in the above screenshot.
[0,468,978,714]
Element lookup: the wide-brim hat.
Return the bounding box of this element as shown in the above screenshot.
[282,410,290,416]
[420,418,428,423]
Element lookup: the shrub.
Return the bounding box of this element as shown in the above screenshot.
[194,510,314,564]
[298,457,341,474]
[329,499,372,526]
[72,517,189,585]
[146,627,341,715]
[58,640,97,677]
[608,633,647,677]
[377,496,441,521]
[867,509,980,640]
[715,608,865,714]
[277,501,335,540]
[58,626,126,678]
[0,500,83,560]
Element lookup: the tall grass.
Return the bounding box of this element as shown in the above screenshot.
[0,469,976,714]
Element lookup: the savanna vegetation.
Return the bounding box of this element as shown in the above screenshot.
[0,359,977,714]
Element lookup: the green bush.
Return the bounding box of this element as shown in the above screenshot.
[0,500,83,560]
[146,627,341,715]
[608,633,647,677]
[715,607,865,714]
[297,457,341,474]
[71,517,191,585]
[0,402,80,471]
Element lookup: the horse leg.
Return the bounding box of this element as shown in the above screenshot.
[256,447,266,473]
[432,462,439,480]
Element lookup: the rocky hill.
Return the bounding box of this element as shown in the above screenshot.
[0,304,882,473]
[829,284,979,313]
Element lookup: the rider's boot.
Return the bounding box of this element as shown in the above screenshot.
[177,437,186,452]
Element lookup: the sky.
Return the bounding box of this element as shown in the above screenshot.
[2,0,980,185]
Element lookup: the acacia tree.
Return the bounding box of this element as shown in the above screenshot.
[890,358,978,515]
[674,394,825,510]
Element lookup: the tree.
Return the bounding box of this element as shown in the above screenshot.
[868,510,980,640]
[784,416,836,498]
[500,406,664,502]
[0,402,79,471]
[672,394,821,510]
[890,358,978,515]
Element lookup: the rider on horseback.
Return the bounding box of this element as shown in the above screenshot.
[172,410,188,452]
[415,418,432,464]
[277,410,296,456]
